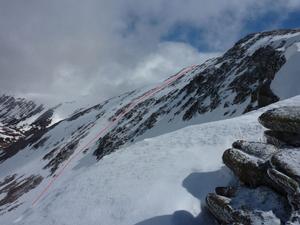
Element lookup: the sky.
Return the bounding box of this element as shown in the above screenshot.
[0,0,300,105]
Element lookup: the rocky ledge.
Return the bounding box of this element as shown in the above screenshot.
[206,106,300,225]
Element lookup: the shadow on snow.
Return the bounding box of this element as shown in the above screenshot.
[135,166,233,225]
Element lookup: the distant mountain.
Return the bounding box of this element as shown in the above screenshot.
[0,94,96,162]
[0,94,44,149]
[0,29,300,223]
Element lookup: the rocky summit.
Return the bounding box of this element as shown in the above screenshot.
[206,106,300,225]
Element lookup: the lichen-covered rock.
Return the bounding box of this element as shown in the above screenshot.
[223,148,267,187]
[264,130,300,147]
[259,107,300,134]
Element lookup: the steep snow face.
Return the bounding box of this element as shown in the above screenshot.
[1,29,300,220]
[2,95,300,225]
[271,42,300,99]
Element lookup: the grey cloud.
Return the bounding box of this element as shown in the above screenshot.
[0,0,299,104]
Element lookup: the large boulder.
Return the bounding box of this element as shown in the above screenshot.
[222,141,278,187]
[223,148,266,187]
[259,107,300,134]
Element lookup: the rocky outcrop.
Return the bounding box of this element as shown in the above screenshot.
[0,174,43,214]
[206,106,300,224]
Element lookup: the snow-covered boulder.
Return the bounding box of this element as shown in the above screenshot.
[232,140,279,160]
[259,107,300,147]
[222,147,267,187]
[259,107,300,134]
[206,186,290,225]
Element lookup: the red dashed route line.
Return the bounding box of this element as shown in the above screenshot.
[31,65,197,207]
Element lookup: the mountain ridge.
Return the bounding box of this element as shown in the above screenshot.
[0,28,300,222]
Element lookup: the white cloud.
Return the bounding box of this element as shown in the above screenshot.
[128,42,219,85]
[73,42,219,103]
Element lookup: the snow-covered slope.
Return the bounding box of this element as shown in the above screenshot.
[1,29,300,224]
[3,95,300,225]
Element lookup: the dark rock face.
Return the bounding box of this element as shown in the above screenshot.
[206,106,300,224]
[42,121,94,175]
[43,139,79,175]
[0,174,43,214]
